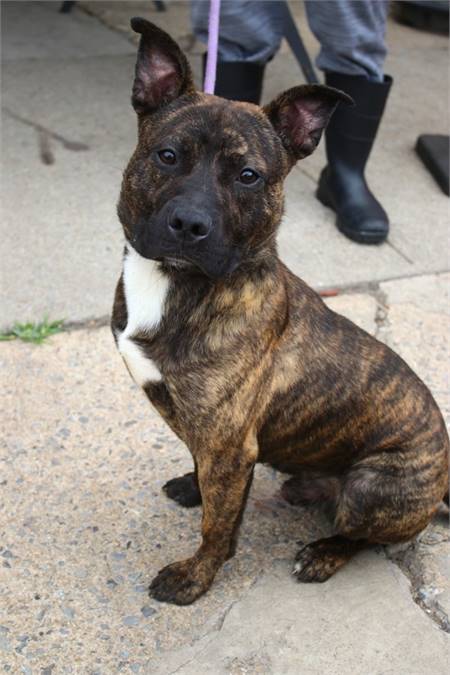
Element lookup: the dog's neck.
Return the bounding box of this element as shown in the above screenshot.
[124,236,279,289]
[121,241,281,335]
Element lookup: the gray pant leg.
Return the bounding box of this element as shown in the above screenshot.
[191,0,286,63]
[304,0,389,81]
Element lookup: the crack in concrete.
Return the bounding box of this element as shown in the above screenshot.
[167,633,218,675]
[63,315,111,332]
[34,271,448,337]
[325,273,449,635]
[386,239,414,264]
[315,268,450,297]
[166,573,266,674]
[373,287,390,341]
[2,106,90,164]
[214,573,263,634]
[387,543,450,634]
[372,282,449,635]
[215,597,240,633]
[78,3,204,57]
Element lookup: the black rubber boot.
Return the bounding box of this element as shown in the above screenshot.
[203,55,265,104]
[316,72,393,244]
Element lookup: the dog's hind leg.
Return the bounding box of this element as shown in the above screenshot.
[163,470,201,507]
[293,444,448,583]
[281,472,340,507]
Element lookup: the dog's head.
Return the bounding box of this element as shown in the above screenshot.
[118,18,352,279]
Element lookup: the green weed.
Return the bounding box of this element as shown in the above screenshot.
[0,318,64,344]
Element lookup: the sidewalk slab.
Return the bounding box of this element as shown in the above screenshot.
[0,325,327,672]
[2,4,449,672]
[378,273,450,628]
[149,558,448,675]
[2,50,136,327]
[1,280,449,672]
[380,272,450,423]
[381,272,450,315]
[1,0,134,61]
[278,169,413,291]
[1,1,449,329]
[266,4,449,290]
[324,293,377,335]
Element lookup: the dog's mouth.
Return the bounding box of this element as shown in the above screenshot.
[159,256,194,270]
[155,254,209,277]
[149,246,241,279]
[130,228,241,279]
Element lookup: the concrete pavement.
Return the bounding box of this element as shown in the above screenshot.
[1,2,449,673]
[1,1,449,327]
[1,274,449,673]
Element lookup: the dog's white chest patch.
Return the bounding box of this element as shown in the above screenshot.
[117,246,169,387]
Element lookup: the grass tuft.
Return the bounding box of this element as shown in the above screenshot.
[0,318,64,344]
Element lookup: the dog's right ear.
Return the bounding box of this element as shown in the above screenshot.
[130,17,196,114]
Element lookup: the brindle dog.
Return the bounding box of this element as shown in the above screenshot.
[112,18,449,605]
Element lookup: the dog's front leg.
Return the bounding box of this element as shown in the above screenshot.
[149,429,258,605]
[143,381,187,441]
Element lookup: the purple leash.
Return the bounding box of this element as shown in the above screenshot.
[203,0,221,94]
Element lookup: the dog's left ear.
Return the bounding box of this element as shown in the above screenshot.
[130,17,196,114]
[264,85,353,161]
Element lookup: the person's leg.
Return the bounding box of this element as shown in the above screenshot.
[305,0,391,244]
[191,0,286,103]
[305,0,388,81]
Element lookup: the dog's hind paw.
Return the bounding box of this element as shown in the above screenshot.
[162,472,201,507]
[293,536,364,583]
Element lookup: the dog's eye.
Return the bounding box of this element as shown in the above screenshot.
[238,168,260,185]
[158,149,177,165]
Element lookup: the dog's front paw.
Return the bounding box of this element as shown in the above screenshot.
[149,557,214,605]
[162,472,202,507]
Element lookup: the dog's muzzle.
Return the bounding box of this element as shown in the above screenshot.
[130,203,240,279]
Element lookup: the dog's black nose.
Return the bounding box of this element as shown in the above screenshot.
[168,208,212,243]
